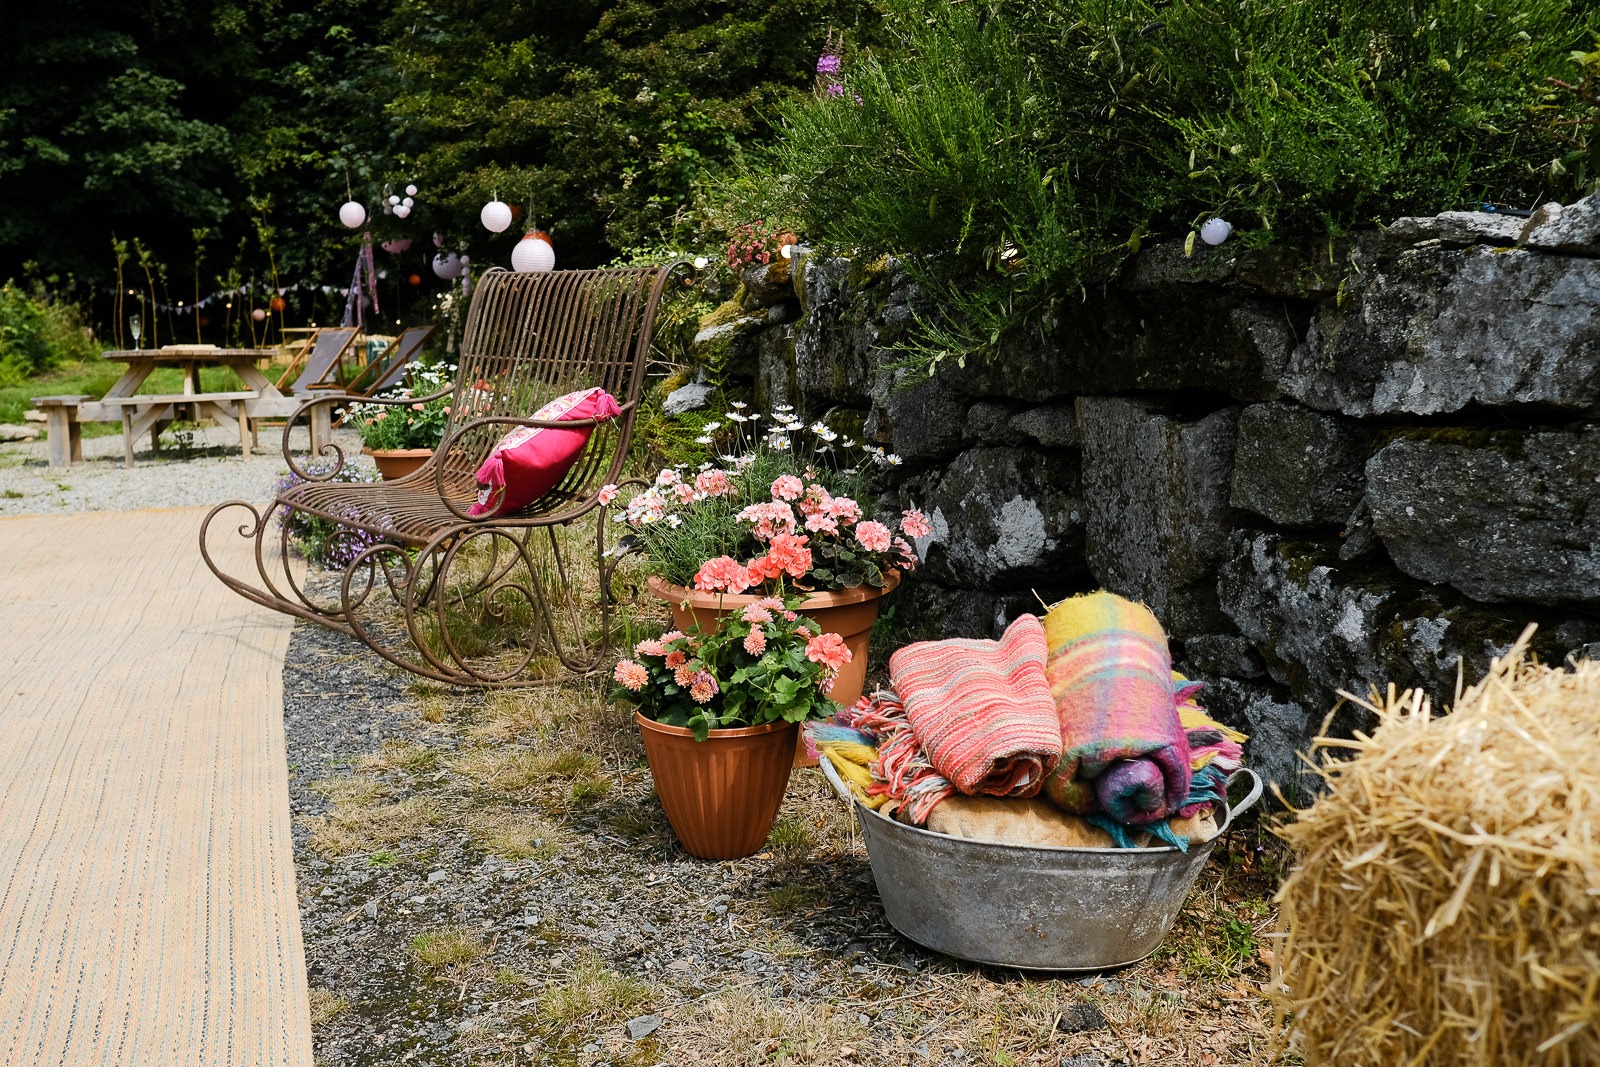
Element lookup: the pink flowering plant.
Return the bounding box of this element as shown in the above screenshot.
[344,362,456,451]
[605,403,927,594]
[610,597,852,741]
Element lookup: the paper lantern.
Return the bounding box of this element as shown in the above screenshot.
[405,184,418,197]
[480,200,513,233]
[510,230,555,272]
[338,201,366,228]
[432,252,461,280]
[380,237,413,254]
[251,308,267,322]
[402,196,414,208]
[198,316,211,328]
[408,274,422,286]
[269,296,287,312]
[388,194,401,206]
[1200,218,1232,246]
[394,204,411,219]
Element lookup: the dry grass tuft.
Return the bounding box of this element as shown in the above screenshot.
[303,794,441,856]
[459,805,563,860]
[309,775,388,805]
[307,988,351,1026]
[535,953,654,1027]
[675,986,870,1065]
[411,926,490,969]
[1273,626,1600,1067]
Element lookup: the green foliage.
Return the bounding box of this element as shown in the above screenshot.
[761,0,1600,372]
[0,283,95,385]
[609,596,842,740]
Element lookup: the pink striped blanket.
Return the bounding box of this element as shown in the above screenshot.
[863,614,1062,824]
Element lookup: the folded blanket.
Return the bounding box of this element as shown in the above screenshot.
[880,614,1063,820]
[1042,592,1192,826]
[1175,677,1249,819]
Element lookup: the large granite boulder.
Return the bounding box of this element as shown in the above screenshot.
[1218,532,1600,714]
[1364,425,1600,607]
[865,371,967,464]
[901,445,1087,589]
[1281,245,1600,417]
[1076,397,1239,637]
[1230,401,1373,527]
[1523,193,1600,257]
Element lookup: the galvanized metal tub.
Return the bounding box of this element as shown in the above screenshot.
[821,760,1263,971]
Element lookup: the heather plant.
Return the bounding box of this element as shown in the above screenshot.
[756,0,1600,372]
[272,463,394,567]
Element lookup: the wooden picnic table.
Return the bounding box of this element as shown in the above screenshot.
[32,345,330,469]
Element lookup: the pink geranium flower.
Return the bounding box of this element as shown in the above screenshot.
[805,512,839,535]
[694,469,732,497]
[767,533,813,579]
[613,660,648,691]
[634,638,666,657]
[805,632,852,671]
[854,520,892,553]
[900,508,932,539]
[693,555,752,594]
[829,496,862,524]
[740,604,773,623]
[743,628,767,656]
[673,482,696,505]
[894,536,918,571]
[598,484,619,506]
[654,468,681,487]
[771,474,804,501]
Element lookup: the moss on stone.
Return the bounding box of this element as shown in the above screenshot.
[1373,425,1530,463]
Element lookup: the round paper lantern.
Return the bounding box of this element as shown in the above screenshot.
[458,255,470,266]
[480,200,513,233]
[394,204,411,219]
[510,230,555,273]
[380,237,413,254]
[388,194,401,206]
[432,252,461,280]
[1200,218,1232,246]
[251,308,267,322]
[269,296,287,312]
[338,201,366,228]
[408,274,422,286]
[198,316,211,328]
[402,196,414,209]
[405,184,418,197]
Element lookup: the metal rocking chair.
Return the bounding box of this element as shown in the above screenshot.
[200,264,682,687]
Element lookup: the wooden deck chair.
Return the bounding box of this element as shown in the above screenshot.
[273,327,359,394]
[201,264,684,688]
[344,324,434,397]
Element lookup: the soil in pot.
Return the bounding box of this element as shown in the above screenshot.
[635,713,797,860]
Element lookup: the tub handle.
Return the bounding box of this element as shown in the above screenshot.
[1225,768,1264,823]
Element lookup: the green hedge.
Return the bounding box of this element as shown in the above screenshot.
[0,283,95,385]
[758,0,1600,371]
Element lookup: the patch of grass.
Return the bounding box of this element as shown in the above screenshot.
[411,926,489,969]
[568,775,612,806]
[535,954,655,1028]
[306,988,351,1027]
[1,489,21,499]
[763,883,823,916]
[361,741,438,774]
[367,849,398,867]
[675,986,869,1065]
[460,806,563,861]
[302,795,440,856]
[765,814,816,857]
[309,775,388,806]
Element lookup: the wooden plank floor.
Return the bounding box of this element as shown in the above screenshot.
[0,508,312,1067]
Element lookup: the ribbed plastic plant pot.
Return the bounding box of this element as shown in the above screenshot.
[635,712,798,860]
[645,572,900,767]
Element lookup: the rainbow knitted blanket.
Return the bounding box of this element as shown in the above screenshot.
[1042,592,1192,827]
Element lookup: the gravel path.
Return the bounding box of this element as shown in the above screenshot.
[0,423,371,517]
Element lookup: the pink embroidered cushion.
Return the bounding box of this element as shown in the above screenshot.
[468,387,621,518]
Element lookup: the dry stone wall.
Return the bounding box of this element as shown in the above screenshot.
[687,196,1600,798]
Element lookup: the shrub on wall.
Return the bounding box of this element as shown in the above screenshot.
[756,0,1600,373]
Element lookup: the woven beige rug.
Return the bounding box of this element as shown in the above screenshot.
[0,507,312,1066]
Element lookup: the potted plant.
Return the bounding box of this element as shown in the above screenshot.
[605,403,930,711]
[345,362,455,480]
[610,602,851,859]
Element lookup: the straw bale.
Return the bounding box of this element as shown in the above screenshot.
[1272,626,1600,1066]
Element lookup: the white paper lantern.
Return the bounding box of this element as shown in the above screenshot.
[405,184,418,197]
[510,231,555,272]
[381,237,413,254]
[388,194,401,205]
[432,252,461,280]
[1200,218,1232,246]
[394,204,411,219]
[402,196,414,208]
[458,255,470,266]
[251,308,267,322]
[338,201,366,228]
[479,200,513,233]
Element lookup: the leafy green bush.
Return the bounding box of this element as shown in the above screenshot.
[756,0,1600,372]
[0,283,95,384]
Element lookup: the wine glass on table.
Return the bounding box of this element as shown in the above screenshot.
[129,313,143,350]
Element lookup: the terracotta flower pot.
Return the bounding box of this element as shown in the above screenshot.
[635,712,798,860]
[645,571,900,767]
[362,447,434,480]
